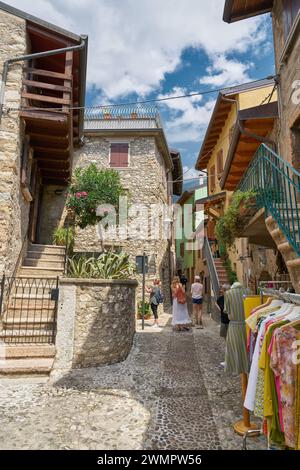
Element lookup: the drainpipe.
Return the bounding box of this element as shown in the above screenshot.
[0,38,86,124]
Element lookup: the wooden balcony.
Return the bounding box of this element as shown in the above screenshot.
[20,52,74,185]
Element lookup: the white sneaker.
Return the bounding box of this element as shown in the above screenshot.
[220,362,225,367]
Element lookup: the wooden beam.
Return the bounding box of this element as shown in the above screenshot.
[24,67,72,81]
[34,146,70,156]
[20,110,68,123]
[22,92,71,106]
[27,23,72,47]
[36,159,70,169]
[28,132,69,143]
[23,79,72,93]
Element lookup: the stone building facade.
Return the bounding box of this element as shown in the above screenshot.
[0,3,88,276]
[271,0,300,169]
[73,127,181,312]
[0,9,28,274]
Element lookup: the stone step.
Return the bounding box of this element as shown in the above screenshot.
[2,318,55,329]
[0,328,54,342]
[19,266,63,277]
[0,357,54,376]
[28,243,65,255]
[26,251,65,262]
[270,227,285,241]
[0,344,55,359]
[277,241,294,253]
[23,258,64,269]
[287,258,300,269]
[7,299,56,309]
[10,286,58,297]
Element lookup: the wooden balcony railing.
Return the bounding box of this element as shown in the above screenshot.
[21,67,73,115]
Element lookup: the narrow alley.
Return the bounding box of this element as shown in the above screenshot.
[0,307,266,450]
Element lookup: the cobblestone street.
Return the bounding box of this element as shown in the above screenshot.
[0,307,267,450]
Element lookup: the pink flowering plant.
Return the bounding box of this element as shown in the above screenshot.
[66,164,124,229]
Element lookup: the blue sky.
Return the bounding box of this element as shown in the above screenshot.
[6,0,275,181]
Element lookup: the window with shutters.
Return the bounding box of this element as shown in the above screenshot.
[110,143,129,168]
[217,149,223,179]
[209,165,216,193]
[283,0,300,40]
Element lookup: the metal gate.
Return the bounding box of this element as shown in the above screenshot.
[0,276,59,344]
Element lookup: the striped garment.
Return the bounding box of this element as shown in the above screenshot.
[224,285,250,375]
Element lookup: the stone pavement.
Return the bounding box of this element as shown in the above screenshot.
[0,305,267,450]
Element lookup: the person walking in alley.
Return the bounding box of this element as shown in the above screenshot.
[146,279,163,328]
[217,284,230,339]
[179,272,188,291]
[191,275,204,329]
[171,276,191,331]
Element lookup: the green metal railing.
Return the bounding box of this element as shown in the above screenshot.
[238,143,300,256]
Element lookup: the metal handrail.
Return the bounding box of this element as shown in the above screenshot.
[238,143,300,256]
[203,237,220,298]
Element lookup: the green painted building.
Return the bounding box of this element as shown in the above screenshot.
[175,181,207,282]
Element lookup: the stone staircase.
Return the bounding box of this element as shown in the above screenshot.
[19,243,65,278]
[214,258,230,287]
[0,345,56,377]
[265,214,300,293]
[0,243,65,377]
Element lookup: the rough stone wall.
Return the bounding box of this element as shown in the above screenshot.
[272,1,300,166]
[73,136,173,313]
[57,279,137,369]
[37,185,68,245]
[249,246,278,289]
[0,11,28,274]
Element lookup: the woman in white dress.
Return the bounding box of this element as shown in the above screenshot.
[171,277,192,331]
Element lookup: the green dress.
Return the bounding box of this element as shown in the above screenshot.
[224,285,249,375]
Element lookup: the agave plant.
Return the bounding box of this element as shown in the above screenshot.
[67,255,95,278]
[94,251,136,279]
[67,251,135,279]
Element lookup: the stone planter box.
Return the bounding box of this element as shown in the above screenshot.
[54,278,138,372]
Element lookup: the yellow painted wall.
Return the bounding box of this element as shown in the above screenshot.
[205,84,277,286]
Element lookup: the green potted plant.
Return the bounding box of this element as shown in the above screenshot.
[137,301,151,319]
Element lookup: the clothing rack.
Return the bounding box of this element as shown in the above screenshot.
[245,284,300,451]
[260,287,300,305]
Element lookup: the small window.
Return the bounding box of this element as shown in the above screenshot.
[110,143,129,167]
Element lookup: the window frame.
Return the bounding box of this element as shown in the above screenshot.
[109,140,131,168]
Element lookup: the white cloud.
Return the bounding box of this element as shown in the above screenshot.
[200,54,254,87]
[183,166,200,181]
[158,87,216,143]
[5,0,269,98]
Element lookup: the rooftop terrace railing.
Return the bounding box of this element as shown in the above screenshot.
[84,104,163,130]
